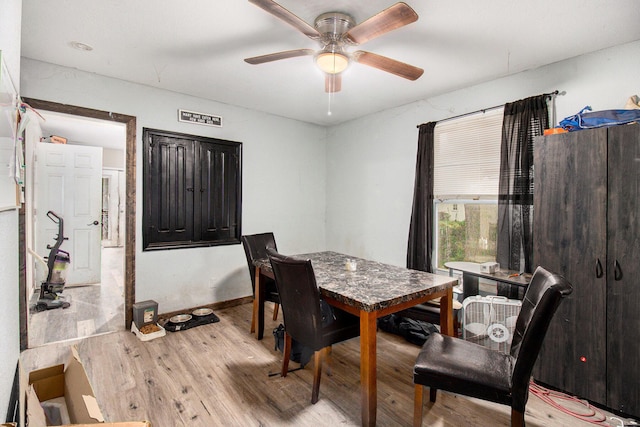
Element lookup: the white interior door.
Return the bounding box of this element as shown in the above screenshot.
[35,143,103,286]
[101,169,123,247]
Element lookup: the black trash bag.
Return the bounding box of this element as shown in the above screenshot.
[377,313,403,335]
[378,314,438,346]
[398,317,438,346]
[273,324,314,367]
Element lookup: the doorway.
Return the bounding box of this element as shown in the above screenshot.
[20,98,136,349]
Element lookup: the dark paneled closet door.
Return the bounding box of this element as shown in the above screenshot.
[197,142,241,243]
[606,124,640,414]
[533,128,607,403]
[146,135,195,245]
[143,128,242,250]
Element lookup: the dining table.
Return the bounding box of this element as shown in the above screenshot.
[252,251,458,426]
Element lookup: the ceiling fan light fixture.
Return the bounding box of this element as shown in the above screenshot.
[316,51,349,74]
[245,1,423,92]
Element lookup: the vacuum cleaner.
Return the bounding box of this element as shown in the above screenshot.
[34,211,71,311]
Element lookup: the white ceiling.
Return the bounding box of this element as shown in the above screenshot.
[20,0,640,137]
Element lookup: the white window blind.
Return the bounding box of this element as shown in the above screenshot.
[434,107,504,200]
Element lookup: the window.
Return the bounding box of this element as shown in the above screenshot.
[142,128,242,250]
[433,108,503,270]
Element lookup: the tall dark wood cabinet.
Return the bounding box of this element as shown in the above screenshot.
[533,123,639,417]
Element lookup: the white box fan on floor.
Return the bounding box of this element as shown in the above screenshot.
[462,295,522,354]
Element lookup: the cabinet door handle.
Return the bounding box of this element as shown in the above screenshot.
[614,260,623,281]
[595,258,603,278]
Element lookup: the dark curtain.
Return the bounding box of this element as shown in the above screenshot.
[407,122,436,272]
[497,95,549,283]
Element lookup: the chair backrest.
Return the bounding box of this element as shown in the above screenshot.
[509,266,573,409]
[267,248,324,351]
[241,233,277,292]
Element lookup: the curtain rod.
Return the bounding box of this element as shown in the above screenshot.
[416,90,561,128]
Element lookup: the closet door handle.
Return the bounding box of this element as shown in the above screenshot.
[614,260,623,281]
[595,258,603,278]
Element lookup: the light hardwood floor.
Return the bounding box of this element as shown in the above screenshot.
[21,301,628,427]
[27,247,125,347]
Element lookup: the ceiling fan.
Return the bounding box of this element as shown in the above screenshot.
[245,0,424,93]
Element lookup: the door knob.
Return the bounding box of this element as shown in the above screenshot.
[88,220,99,226]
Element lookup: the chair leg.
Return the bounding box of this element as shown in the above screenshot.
[272,303,279,321]
[325,345,333,376]
[413,384,424,427]
[429,388,437,402]
[250,295,257,334]
[311,348,325,404]
[281,333,292,377]
[511,408,525,427]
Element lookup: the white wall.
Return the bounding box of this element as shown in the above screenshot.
[0,0,22,422]
[102,148,125,169]
[20,59,328,312]
[0,0,21,83]
[326,40,640,267]
[0,210,19,421]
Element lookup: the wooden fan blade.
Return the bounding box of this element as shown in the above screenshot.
[325,74,342,93]
[345,2,418,45]
[352,51,424,80]
[245,49,315,65]
[249,0,321,40]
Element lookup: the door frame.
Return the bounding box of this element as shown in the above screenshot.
[20,98,136,349]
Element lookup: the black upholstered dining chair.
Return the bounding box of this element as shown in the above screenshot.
[267,248,361,404]
[413,266,572,427]
[241,233,281,328]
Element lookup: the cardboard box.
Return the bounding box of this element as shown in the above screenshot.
[25,346,151,427]
[49,135,67,144]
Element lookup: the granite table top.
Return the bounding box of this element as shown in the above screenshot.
[255,251,457,313]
